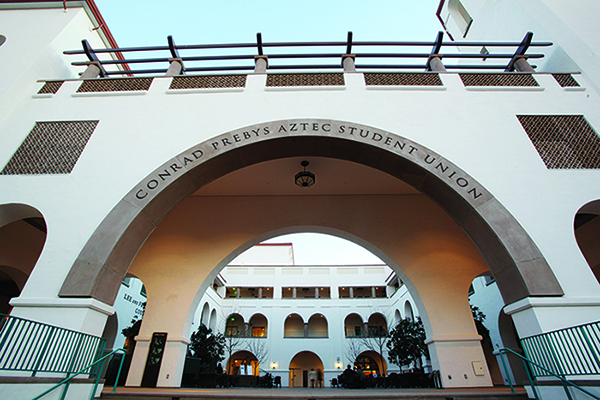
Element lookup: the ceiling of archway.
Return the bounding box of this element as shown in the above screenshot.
[192,157,420,196]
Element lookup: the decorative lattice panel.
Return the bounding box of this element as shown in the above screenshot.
[169,75,247,89]
[364,73,443,86]
[552,74,580,88]
[37,81,64,94]
[266,73,345,87]
[1,121,99,175]
[517,115,600,169]
[76,78,153,93]
[460,73,539,87]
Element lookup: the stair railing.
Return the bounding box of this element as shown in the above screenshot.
[32,347,127,400]
[499,347,600,400]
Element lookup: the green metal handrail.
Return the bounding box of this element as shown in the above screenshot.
[32,347,127,400]
[499,347,600,400]
[0,313,105,376]
[520,321,600,378]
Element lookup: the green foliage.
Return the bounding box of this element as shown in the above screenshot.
[386,317,429,369]
[470,304,490,342]
[188,325,225,371]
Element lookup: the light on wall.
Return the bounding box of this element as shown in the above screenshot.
[271,362,277,369]
[295,160,315,188]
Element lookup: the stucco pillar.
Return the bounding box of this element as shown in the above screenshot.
[513,57,535,73]
[80,62,102,79]
[166,58,184,76]
[254,56,268,74]
[428,56,447,72]
[304,322,309,338]
[349,287,354,298]
[258,287,263,298]
[342,55,357,73]
[292,287,297,299]
[363,322,369,337]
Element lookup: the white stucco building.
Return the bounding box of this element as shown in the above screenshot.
[1,1,600,399]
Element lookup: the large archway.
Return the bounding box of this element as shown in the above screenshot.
[59,119,561,306]
[55,119,563,388]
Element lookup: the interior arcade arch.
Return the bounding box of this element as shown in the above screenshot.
[574,200,600,284]
[289,351,324,388]
[55,120,564,389]
[0,204,46,314]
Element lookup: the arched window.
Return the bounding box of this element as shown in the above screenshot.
[225,313,245,337]
[248,313,268,337]
[367,313,387,337]
[344,313,364,337]
[284,314,304,338]
[404,301,414,321]
[0,35,6,47]
[307,314,328,338]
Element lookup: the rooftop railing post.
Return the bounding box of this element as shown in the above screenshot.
[427,32,447,72]
[166,35,184,76]
[80,39,106,78]
[506,32,535,72]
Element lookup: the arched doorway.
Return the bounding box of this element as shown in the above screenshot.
[228,350,259,376]
[289,351,324,388]
[355,350,386,376]
[56,120,563,388]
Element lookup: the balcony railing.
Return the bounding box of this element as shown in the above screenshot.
[64,31,552,77]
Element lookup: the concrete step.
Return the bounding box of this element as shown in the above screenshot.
[100,387,530,400]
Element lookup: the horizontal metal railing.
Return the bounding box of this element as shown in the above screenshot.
[521,321,600,378]
[0,313,106,377]
[64,31,552,76]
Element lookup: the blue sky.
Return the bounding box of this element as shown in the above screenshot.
[92,1,441,265]
[95,1,442,47]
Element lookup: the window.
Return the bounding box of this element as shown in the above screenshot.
[484,276,496,285]
[448,0,473,38]
[468,284,475,296]
[140,284,147,297]
[121,277,132,287]
[0,35,5,47]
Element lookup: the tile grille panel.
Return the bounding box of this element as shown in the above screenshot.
[517,115,600,169]
[38,81,64,94]
[169,75,247,89]
[552,74,580,88]
[364,73,443,86]
[460,73,539,87]
[266,73,344,87]
[1,121,99,175]
[77,78,153,92]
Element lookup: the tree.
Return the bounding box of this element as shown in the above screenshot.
[188,324,225,372]
[344,338,365,367]
[360,333,389,374]
[245,338,269,370]
[386,317,429,371]
[471,304,490,344]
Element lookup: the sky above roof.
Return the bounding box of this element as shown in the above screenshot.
[94,0,442,47]
[91,1,441,265]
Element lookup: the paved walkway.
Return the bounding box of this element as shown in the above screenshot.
[101,386,528,399]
